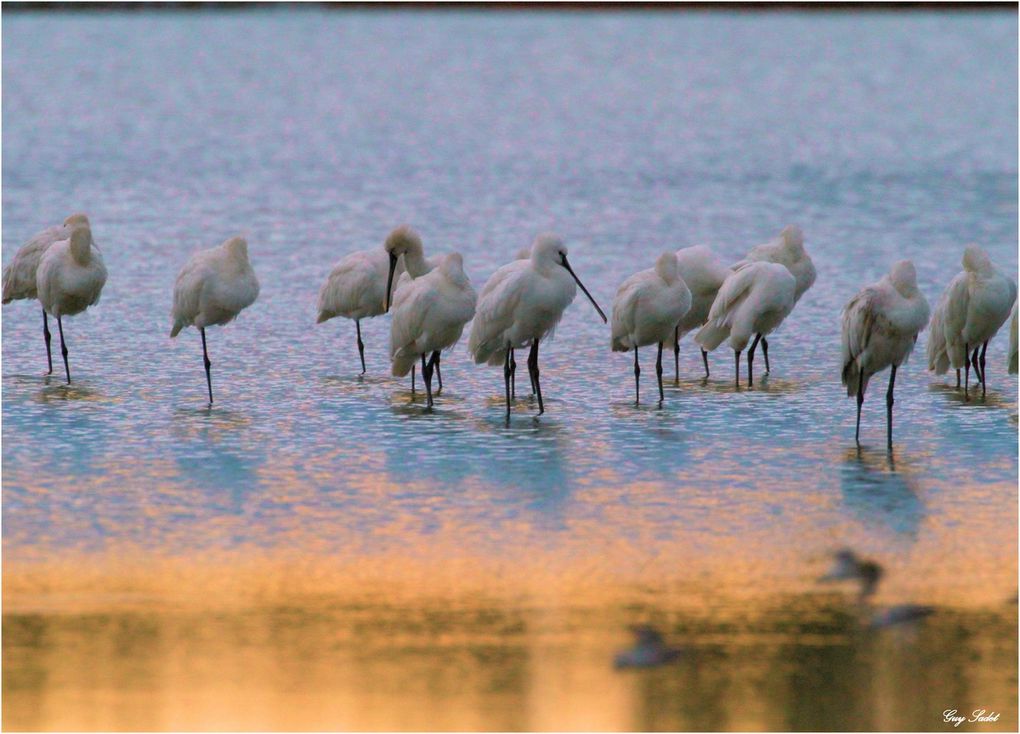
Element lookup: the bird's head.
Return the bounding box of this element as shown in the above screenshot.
[655,251,680,283]
[531,233,607,323]
[383,225,423,312]
[224,236,250,262]
[780,224,805,256]
[962,244,993,275]
[889,260,919,297]
[63,212,91,229]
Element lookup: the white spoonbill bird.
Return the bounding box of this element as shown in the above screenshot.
[667,245,730,381]
[731,225,816,374]
[3,212,91,373]
[389,253,477,409]
[926,245,1016,400]
[1008,299,1018,375]
[468,234,607,419]
[316,226,427,374]
[170,236,259,403]
[841,260,929,449]
[695,261,796,388]
[610,252,692,405]
[35,222,107,384]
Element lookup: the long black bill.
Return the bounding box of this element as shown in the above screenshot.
[384,252,399,312]
[561,254,607,323]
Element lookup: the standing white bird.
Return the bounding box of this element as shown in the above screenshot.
[35,222,108,384]
[3,212,92,374]
[841,260,930,449]
[731,225,816,374]
[695,261,796,388]
[926,245,1017,400]
[666,245,730,382]
[610,252,692,406]
[389,253,477,409]
[170,236,260,403]
[316,226,428,375]
[1008,299,1018,376]
[468,234,607,419]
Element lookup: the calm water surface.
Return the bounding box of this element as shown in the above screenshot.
[3,9,1017,731]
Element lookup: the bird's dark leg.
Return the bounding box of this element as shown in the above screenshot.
[528,338,544,416]
[421,354,432,408]
[57,315,71,384]
[674,326,680,385]
[747,333,762,388]
[633,346,640,405]
[411,364,416,395]
[855,372,868,446]
[701,348,710,379]
[762,337,770,374]
[656,342,664,407]
[433,350,442,393]
[971,346,982,386]
[955,368,960,389]
[509,347,516,399]
[734,350,741,389]
[42,308,53,375]
[503,345,512,421]
[964,342,970,401]
[528,343,537,396]
[200,327,212,403]
[355,320,366,375]
[979,341,988,399]
[886,365,897,451]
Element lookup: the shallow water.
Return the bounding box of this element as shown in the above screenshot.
[2,8,1017,732]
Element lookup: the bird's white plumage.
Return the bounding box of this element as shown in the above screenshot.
[3,213,91,303]
[170,236,259,337]
[36,224,108,319]
[926,245,1017,374]
[1008,299,1018,375]
[733,225,816,303]
[468,235,579,366]
[390,252,477,377]
[611,252,692,351]
[316,226,430,324]
[841,260,930,397]
[695,261,796,353]
[665,244,730,345]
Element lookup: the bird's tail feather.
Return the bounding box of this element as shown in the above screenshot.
[695,320,728,352]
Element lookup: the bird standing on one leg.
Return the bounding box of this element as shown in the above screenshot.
[695,261,795,389]
[730,225,816,375]
[468,234,607,420]
[611,252,692,406]
[170,236,260,403]
[841,260,929,449]
[927,245,1016,401]
[34,222,107,384]
[389,253,476,410]
[666,245,728,382]
[3,213,92,374]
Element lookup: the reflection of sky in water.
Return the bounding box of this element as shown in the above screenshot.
[1,9,1017,729]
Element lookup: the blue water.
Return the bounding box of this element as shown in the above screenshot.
[2,10,1017,730]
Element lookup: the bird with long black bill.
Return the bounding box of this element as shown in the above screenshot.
[841,260,929,449]
[468,234,607,420]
